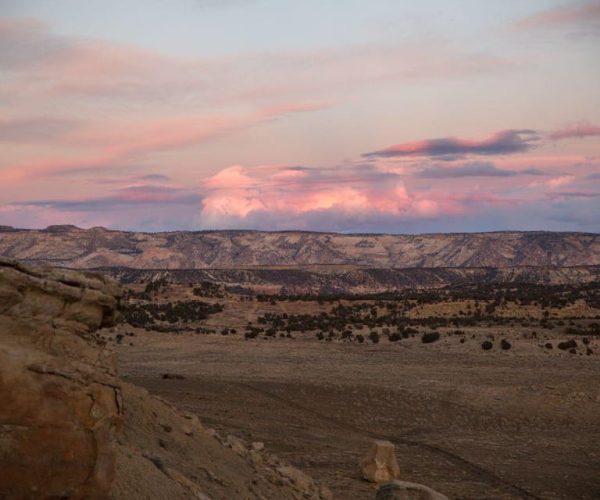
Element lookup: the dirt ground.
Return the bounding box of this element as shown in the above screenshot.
[116,329,600,500]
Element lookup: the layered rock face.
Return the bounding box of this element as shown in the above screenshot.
[1,225,599,269]
[0,258,122,498]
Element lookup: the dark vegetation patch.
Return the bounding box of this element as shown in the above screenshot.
[192,281,225,298]
[557,339,577,351]
[122,300,223,328]
[421,332,440,344]
[481,341,494,351]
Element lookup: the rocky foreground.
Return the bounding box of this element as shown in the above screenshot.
[0,258,334,499]
[1,225,599,269]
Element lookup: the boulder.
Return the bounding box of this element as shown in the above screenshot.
[376,480,448,500]
[0,258,122,498]
[360,440,401,483]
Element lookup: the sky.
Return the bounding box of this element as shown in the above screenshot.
[0,0,599,233]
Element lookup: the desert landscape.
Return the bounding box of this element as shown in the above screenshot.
[2,1,600,498]
[1,227,600,498]
[113,273,600,499]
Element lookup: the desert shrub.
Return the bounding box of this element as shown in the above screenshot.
[545,342,553,349]
[341,329,353,340]
[569,348,577,355]
[481,341,493,351]
[369,331,380,344]
[582,337,590,345]
[316,332,324,340]
[356,334,365,343]
[586,348,593,355]
[557,339,577,350]
[193,281,224,298]
[500,339,512,350]
[389,333,401,342]
[161,373,184,380]
[421,332,440,344]
[460,338,465,344]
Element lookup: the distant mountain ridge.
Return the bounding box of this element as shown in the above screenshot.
[1,225,599,269]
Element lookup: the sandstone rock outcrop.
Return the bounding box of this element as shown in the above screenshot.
[0,258,122,498]
[360,440,401,483]
[375,480,449,500]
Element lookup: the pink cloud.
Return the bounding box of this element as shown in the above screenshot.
[549,122,600,140]
[546,174,576,189]
[516,2,600,31]
[199,164,460,224]
[0,103,328,183]
[0,154,113,183]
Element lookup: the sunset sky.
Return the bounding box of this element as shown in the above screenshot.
[1,0,599,233]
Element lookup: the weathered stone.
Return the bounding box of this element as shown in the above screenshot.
[251,441,265,452]
[376,480,448,500]
[359,440,401,483]
[165,467,213,499]
[277,465,314,492]
[0,257,122,498]
[226,434,247,455]
[249,450,264,465]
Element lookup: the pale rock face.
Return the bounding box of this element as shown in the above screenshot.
[0,258,122,498]
[359,440,401,483]
[376,480,449,500]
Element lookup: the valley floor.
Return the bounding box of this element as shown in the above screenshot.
[117,332,600,500]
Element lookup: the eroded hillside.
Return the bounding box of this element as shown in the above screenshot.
[1,225,599,269]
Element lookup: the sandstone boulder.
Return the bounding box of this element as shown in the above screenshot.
[0,258,122,498]
[375,480,449,500]
[360,440,401,483]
